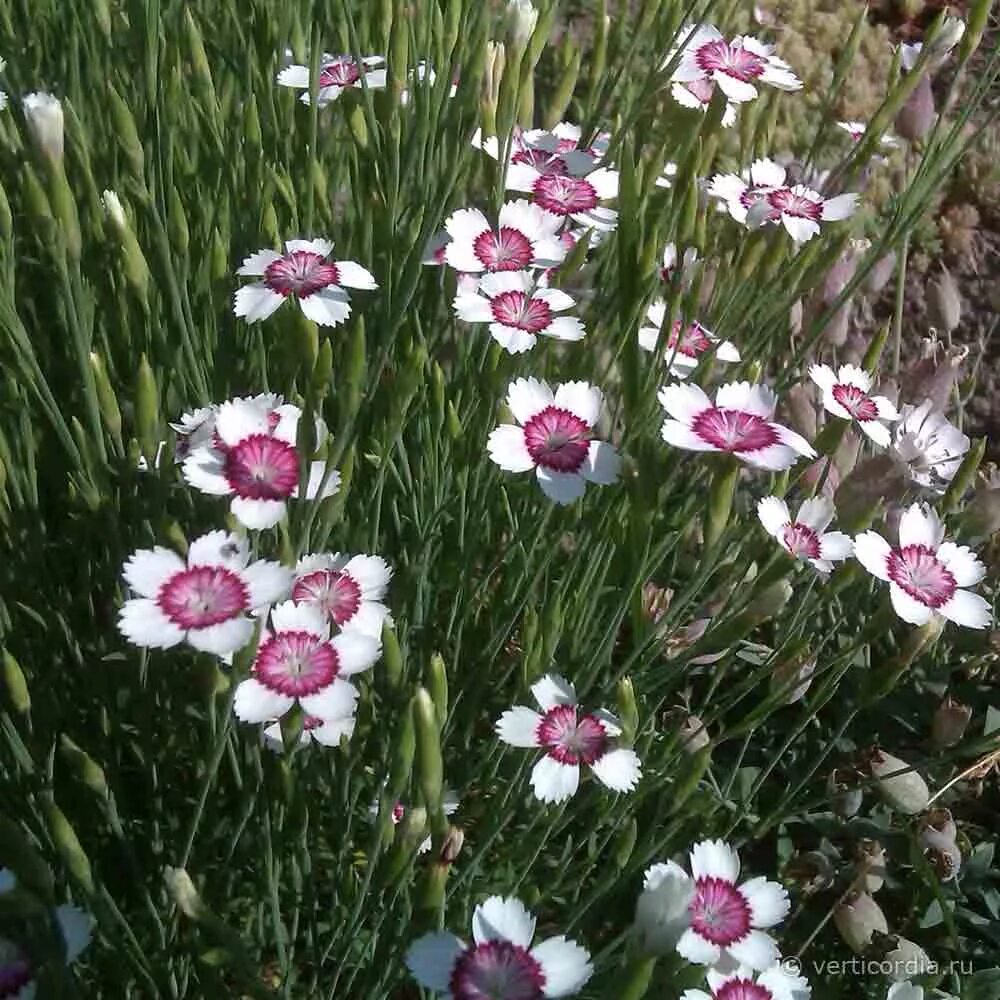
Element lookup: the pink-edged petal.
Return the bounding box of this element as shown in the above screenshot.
[580,441,621,486]
[854,532,893,581]
[189,617,255,655]
[285,238,334,257]
[530,756,580,803]
[531,674,577,710]
[118,598,184,649]
[472,896,536,948]
[553,382,603,427]
[231,497,288,530]
[590,748,641,793]
[531,936,594,997]
[123,547,185,598]
[536,467,587,504]
[939,589,991,629]
[405,932,466,992]
[507,377,554,424]
[496,706,543,747]
[889,583,934,625]
[487,424,535,472]
[234,678,294,723]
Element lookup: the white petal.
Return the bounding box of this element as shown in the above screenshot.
[532,936,594,997]
[300,462,341,501]
[505,162,540,192]
[781,214,820,243]
[690,840,741,882]
[216,398,272,445]
[741,444,800,471]
[716,339,741,362]
[553,381,603,427]
[182,453,231,495]
[714,71,758,103]
[234,678,294,723]
[749,158,786,187]
[708,173,748,204]
[796,496,835,531]
[889,583,934,625]
[657,382,711,422]
[899,503,943,549]
[333,260,378,290]
[740,877,790,928]
[775,424,817,458]
[123,547,185,598]
[342,600,391,638]
[311,715,357,746]
[756,497,791,538]
[821,193,858,221]
[661,420,720,452]
[189,617,255,655]
[236,249,282,277]
[507,377,554,424]
[854,531,892,581]
[285,238,334,256]
[534,287,575,312]
[270,600,328,636]
[580,441,621,485]
[872,396,900,421]
[726,928,780,970]
[542,316,585,342]
[536,467,587,504]
[491,324,537,353]
[300,677,361,717]
[331,631,381,674]
[939,589,992,629]
[936,543,986,587]
[231,497,288,530]
[496,707,543,747]
[808,364,837,392]
[234,283,285,323]
[188,530,249,569]
[276,65,310,89]
[444,207,490,242]
[454,293,494,323]
[487,425,535,472]
[241,560,292,609]
[478,271,532,296]
[676,927,721,966]
[717,381,775,417]
[55,904,92,962]
[836,364,871,391]
[590,748,641,793]
[473,896,536,948]
[859,420,891,448]
[587,167,619,200]
[299,287,351,327]
[531,674,577,711]
[404,932,465,991]
[444,238,486,273]
[818,532,854,561]
[118,599,184,649]
[530,756,580,803]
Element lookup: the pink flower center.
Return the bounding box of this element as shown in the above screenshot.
[157,566,248,629]
[887,545,956,609]
[690,407,779,454]
[303,715,324,731]
[696,40,766,81]
[254,630,339,696]
[690,876,752,946]
[264,251,340,297]
[767,188,822,221]
[490,291,553,333]
[224,434,300,500]
[831,383,878,421]
[292,569,362,626]
[536,704,608,765]
[739,186,783,221]
[391,801,406,823]
[318,58,362,87]
[512,148,569,176]
[782,522,821,560]
[716,980,773,1000]
[532,175,599,216]
[449,939,545,1000]
[473,227,535,271]
[0,943,32,996]
[522,406,591,473]
[668,321,712,358]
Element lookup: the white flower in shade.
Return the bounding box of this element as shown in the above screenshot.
[182,397,339,530]
[682,963,811,1000]
[506,156,620,232]
[670,840,791,970]
[892,400,970,490]
[709,158,789,224]
[659,381,816,471]
[234,601,380,724]
[22,91,64,161]
[887,983,923,1000]
[369,789,459,854]
[405,895,593,998]
[639,302,740,378]
[263,713,357,751]
[496,674,641,803]
[757,496,854,574]
[670,25,801,103]
[487,378,622,504]
[901,18,965,70]
[118,531,291,655]
[473,122,608,168]
[444,201,568,274]
[855,503,991,629]
[0,869,92,997]
[400,62,458,105]
[635,864,695,955]
[659,242,699,283]
[453,271,584,353]
[292,552,392,637]
[808,364,900,447]
[276,53,386,106]
[670,78,738,127]
[837,120,900,149]
[234,238,377,327]
[656,162,679,189]
[170,405,219,461]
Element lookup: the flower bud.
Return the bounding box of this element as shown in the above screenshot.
[828,767,863,818]
[641,582,672,625]
[880,935,933,982]
[895,75,935,141]
[834,891,888,954]
[857,839,887,893]
[413,688,443,817]
[863,748,930,814]
[102,190,150,305]
[614,818,638,871]
[919,806,957,841]
[634,862,694,956]
[482,42,505,132]
[932,695,972,748]
[866,251,897,293]
[59,735,109,800]
[438,825,465,865]
[22,92,64,162]
[616,677,639,746]
[43,800,94,893]
[928,268,962,334]
[929,16,966,59]
[164,867,207,920]
[426,653,448,733]
[918,826,962,880]
[784,851,835,894]
[106,84,145,181]
[673,711,709,753]
[2,650,31,716]
[135,354,161,465]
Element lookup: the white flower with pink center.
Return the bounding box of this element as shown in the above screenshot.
[444,201,568,275]
[506,155,620,232]
[757,496,853,574]
[263,713,356,751]
[639,301,740,378]
[892,400,970,491]
[368,789,459,854]
[118,530,291,656]
[405,895,593,998]
[292,552,392,637]
[666,839,790,970]
[671,24,800,103]
[0,869,91,998]
[276,53,386,106]
[659,381,816,471]
[659,241,699,283]
[487,378,622,504]
[496,674,641,803]
[837,120,899,149]
[854,504,991,629]
[809,364,899,447]
[682,962,811,1000]
[473,122,609,171]
[669,77,738,127]
[709,158,789,224]
[234,238,377,328]
[182,397,339,530]
[234,601,380,724]
[453,271,584,353]
[764,185,858,243]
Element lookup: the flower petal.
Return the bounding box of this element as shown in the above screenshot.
[657,383,711,422]
[898,504,942,549]
[330,632,381,674]
[300,677,360,717]
[333,260,377,290]
[487,425,535,472]
[739,876,790,928]
[118,599,184,649]
[936,542,986,587]
[756,497,791,538]
[889,583,934,625]
[553,381,603,427]
[299,287,351,327]
[854,531,892,581]
[580,441,621,485]
[242,560,293,609]
[939,589,992,629]
[590,748,642,793]
[531,674,577,711]
[234,283,284,323]
[234,678,294,723]
[123,547,185,598]
[690,840,740,882]
[231,497,288,530]
[472,896,536,948]
[405,932,465,992]
[536,467,586,504]
[189,617,255,655]
[531,936,594,997]
[726,928,779,971]
[496,707,543,747]
[507,377,554,424]
[530,756,580,803]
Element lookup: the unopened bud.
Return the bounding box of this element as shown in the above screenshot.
[413,688,443,816]
[866,251,897,293]
[895,74,935,141]
[2,650,31,715]
[932,695,972,748]
[828,767,863,818]
[59,735,109,799]
[784,851,835,894]
[880,935,933,982]
[864,748,930,814]
[834,892,888,954]
[641,582,672,625]
[505,0,538,49]
[164,866,207,920]
[438,825,465,864]
[426,653,448,732]
[43,800,94,893]
[928,268,962,334]
[857,839,887,893]
[22,92,64,163]
[918,825,962,881]
[616,677,639,746]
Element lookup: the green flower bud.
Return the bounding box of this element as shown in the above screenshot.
[2,649,31,716]
[864,747,930,814]
[135,354,160,465]
[106,84,145,181]
[426,653,448,732]
[59,735,109,799]
[615,676,638,746]
[0,816,54,902]
[43,799,94,893]
[413,687,443,819]
[89,351,123,447]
